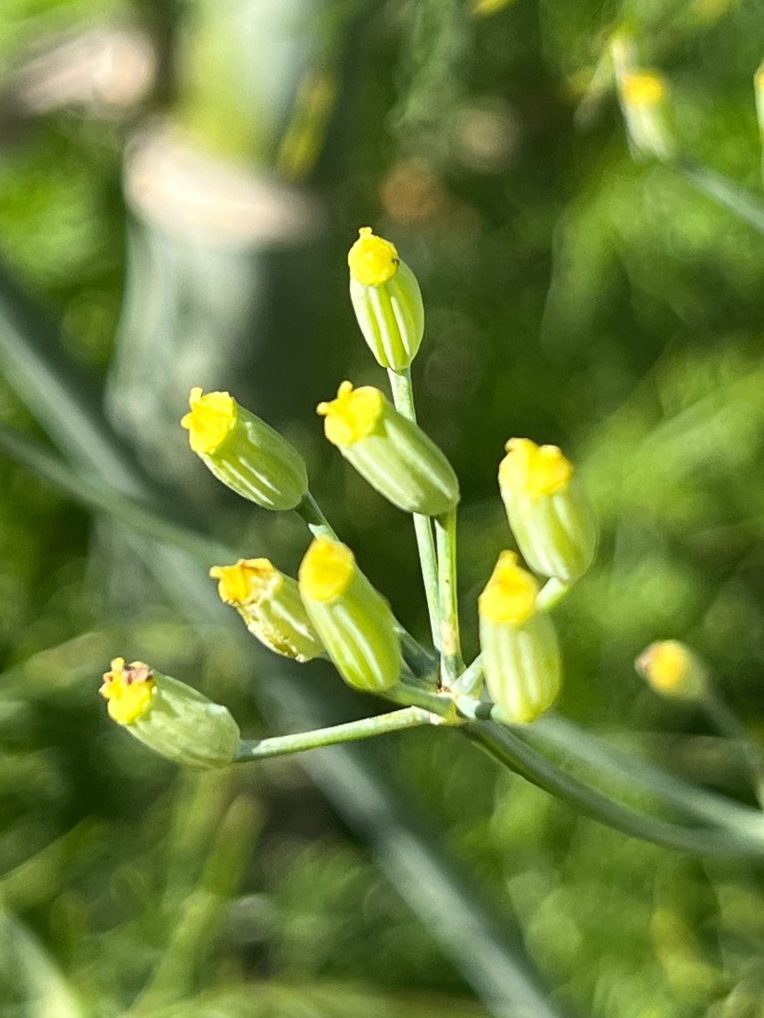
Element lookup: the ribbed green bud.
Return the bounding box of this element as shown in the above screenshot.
[478,552,562,723]
[635,640,707,701]
[210,558,324,662]
[100,658,240,769]
[181,387,308,510]
[499,438,597,582]
[317,381,459,516]
[298,537,400,692]
[348,227,424,371]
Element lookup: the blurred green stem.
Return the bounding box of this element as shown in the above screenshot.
[679,158,764,235]
[387,367,441,650]
[435,509,463,686]
[236,706,438,761]
[701,687,764,810]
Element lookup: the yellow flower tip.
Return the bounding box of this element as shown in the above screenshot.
[621,71,667,107]
[347,227,399,286]
[636,640,695,695]
[99,657,156,726]
[316,381,385,447]
[180,387,236,455]
[299,538,356,603]
[479,551,539,626]
[500,438,573,499]
[209,558,281,606]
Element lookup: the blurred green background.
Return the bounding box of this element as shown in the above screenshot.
[1,1,764,1016]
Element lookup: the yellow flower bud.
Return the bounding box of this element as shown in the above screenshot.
[617,69,674,161]
[317,381,459,516]
[100,659,240,769]
[635,640,707,700]
[499,438,597,583]
[181,387,308,510]
[298,537,400,693]
[210,558,324,662]
[348,227,424,370]
[478,553,562,723]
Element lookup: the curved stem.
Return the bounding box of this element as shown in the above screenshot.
[463,721,764,857]
[387,368,441,650]
[236,706,437,762]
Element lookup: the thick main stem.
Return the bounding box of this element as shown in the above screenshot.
[387,368,441,650]
[435,510,462,687]
[236,706,436,761]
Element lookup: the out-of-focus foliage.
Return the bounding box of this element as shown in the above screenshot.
[1,0,764,1016]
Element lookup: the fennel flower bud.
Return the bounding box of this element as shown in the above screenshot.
[499,438,597,583]
[99,658,240,769]
[317,381,459,516]
[478,552,561,723]
[181,387,308,510]
[298,537,400,692]
[348,227,424,370]
[617,70,674,162]
[210,558,324,662]
[635,640,707,701]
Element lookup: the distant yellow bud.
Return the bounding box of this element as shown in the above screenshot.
[499,438,572,500]
[348,227,399,286]
[636,640,707,700]
[621,72,666,107]
[100,657,156,725]
[181,387,236,455]
[317,381,385,446]
[298,538,355,602]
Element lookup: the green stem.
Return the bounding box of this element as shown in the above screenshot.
[294,491,338,540]
[235,706,436,761]
[536,577,572,612]
[463,721,764,857]
[387,367,441,650]
[702,688,764,810]
[678,157,764,236]
[435,509,463,686]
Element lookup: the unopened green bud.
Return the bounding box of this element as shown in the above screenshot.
[210,558,324,662]
[617,69,674,162]
[348,227,424,371]
[755,63,764,139]
[499,438,597,583]
[317,381,459,516]
[635,640,707,701]
[99,658,240,769]
[298,537,400,692]
[478,552,561,723]
[181,387,308,510]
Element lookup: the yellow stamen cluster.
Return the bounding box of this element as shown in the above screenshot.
[209,559,281,606]
[636,640,695,695]
[99,657,156,725]
[299,538,355,602]
[478,551,539,626]
[317,381,385,447]
[347,227,399,286]
[499,438,573,500]
[181,387,236,455]
[621,72,667,107]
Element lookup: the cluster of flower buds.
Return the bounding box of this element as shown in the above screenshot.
[100,225,600,766]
